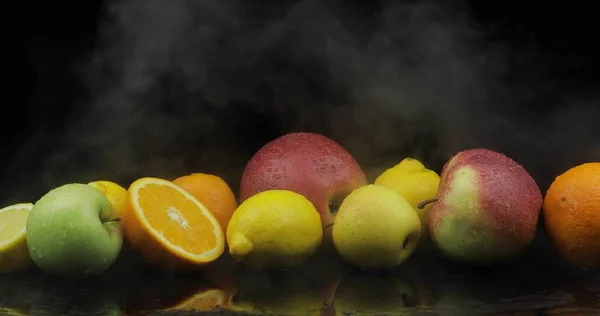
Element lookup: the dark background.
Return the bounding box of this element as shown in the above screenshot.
[3,0,600,313]
[10,0,600,205]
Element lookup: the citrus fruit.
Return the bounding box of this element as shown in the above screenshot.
[392,157,430,173]
[123,177,225,267]
[374,158,440,236]
[226,190,323,269]
[87,180,127,219]
[172,173,238,233]
[0,203,33,273]
[332,184,422,268]
[543,162,600,268]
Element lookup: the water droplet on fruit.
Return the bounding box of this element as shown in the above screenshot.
[330,165,337,172]
[270,182,277,186]
[319,157,326,162]
[312,159,318,164]
[274,168,279,172]
[339,164,345,169]
[267,168,272,172]
[319,167,327,173]
[272,174,277,179]
[276,174,282,179]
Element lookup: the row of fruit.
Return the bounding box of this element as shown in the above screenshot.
[0,132,598,278]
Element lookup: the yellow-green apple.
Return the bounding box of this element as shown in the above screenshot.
[422,148,543,266]
[26,183,123,278]
[332,184,422,269]
[239,132,367,239]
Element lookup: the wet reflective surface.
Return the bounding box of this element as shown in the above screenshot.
[1,239,598,315]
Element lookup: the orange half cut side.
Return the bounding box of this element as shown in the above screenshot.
[126,177,225,264]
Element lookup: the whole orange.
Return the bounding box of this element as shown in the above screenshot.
[543,162,600,268]
[172,173,238,232]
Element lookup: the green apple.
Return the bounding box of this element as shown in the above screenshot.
[26,183,123,277]
[332,184,422,269]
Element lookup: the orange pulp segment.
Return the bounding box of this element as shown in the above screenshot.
[125,177,225,265]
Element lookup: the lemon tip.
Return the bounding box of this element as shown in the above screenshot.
[228,233,254,258]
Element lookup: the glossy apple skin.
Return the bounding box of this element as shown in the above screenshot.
[26,183,123,278]
[428,148,543,265]
[240,132,367,231]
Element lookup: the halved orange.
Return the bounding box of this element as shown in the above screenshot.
[123,177,225,267]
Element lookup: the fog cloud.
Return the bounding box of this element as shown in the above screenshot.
[5,0,599,204]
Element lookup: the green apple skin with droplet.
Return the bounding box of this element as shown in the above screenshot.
[427,149,543,266]
[26,183,123,278]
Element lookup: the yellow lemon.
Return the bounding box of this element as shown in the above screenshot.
[392,158,427,173]
[0,203,34,273]
[226,190,323,269]
[88,180,127,219]
[374,158,440,236]
[332,184,422,269]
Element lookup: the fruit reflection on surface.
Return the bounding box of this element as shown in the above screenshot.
[126,277,231,315]
[542,162,600,268]
[332,184,422,269]
[0,271,123,316]
[330,272,422,315]
[122,177,225,268]
[121,270,209,314]
[374,157,440,238]
[239,132,367,243]
[226,190,323,269]
[427,148,543,266]
[430,267,589,315]
[228,249,350,315]
[0,203,33,274]
[542,269,600,314]
[172,173,238,233]
[198,249,242,293]
[26,184,123,278]
[162,288,228,312]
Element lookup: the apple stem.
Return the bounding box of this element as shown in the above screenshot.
[322,223,334,231]
[102,217,122,223]
[417,198,438,209]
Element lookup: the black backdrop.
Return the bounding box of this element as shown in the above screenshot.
[12,0,600,206]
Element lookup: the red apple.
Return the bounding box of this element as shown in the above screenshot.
[240,132,367,236]
[424,148,543,266]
